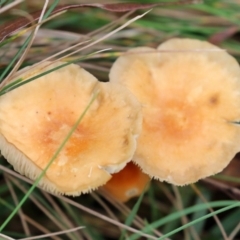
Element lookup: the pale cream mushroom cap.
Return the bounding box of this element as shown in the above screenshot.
[0,62,142,195]
[109,38,240,185]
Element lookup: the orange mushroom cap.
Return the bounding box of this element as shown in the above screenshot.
[109,38,240,185]
[102,162,150,202]
[0,61,142,195]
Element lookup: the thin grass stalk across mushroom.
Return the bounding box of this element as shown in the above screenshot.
[0,61,142,195]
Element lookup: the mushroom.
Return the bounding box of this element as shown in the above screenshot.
[109,38,240,185]
[0,61,142,195]
[102,162,150,202]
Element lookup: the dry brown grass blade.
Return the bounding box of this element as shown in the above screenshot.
[18,226,85,240]
[4,175,31,236]
[98,189,166,238]
[191,184,229,240]
[0,233,15,240]
[229,223,240,240]
[5,175,79,240]
[8,11,149,85]
[40,191,83,239]
[0,164,158,239]
[22,216,61,240]
[0,0,202,42]
[209,26,239,45]
[0,0,24,14]
[57,195,159,240]
[203,178,240,200]
[0,0,50,88]
[3,173,62,240]
[172,186,200,240]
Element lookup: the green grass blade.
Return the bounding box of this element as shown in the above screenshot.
[213,174,240,184]
[0,79,22,93]
[0,49,109,96]
[43,0,60,20]
[157,201,240,240]
[0,61,72,95]
[0,0,9,6]
[0,34,32,83]
[120,186,147,240]
[129,200,238,240]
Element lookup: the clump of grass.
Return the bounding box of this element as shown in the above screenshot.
[0,0,240,239]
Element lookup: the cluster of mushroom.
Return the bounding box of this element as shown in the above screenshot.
[1,38,240,202]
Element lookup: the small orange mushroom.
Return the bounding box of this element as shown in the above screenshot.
[102,162,150,202]
[0,61,142,195]
[109,38,240,185]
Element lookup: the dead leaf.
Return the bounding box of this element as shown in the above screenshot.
[0,0,201,42]
[209,26,239,45]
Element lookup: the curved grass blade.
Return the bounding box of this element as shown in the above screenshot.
[0,34,32,83]
[18,226,85,240]
[120,185,147,240]
[0,49,109,96]
[129,200,239,240]
[0,0,202,43]
[156,201,240,240]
